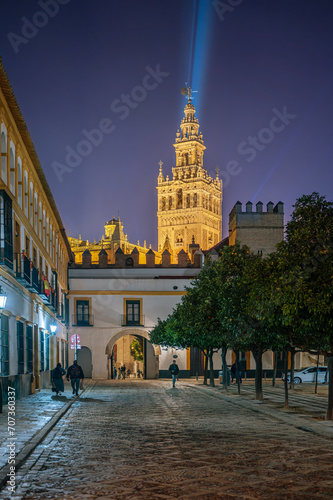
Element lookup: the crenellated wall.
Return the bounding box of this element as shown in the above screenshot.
[229,201,284,256]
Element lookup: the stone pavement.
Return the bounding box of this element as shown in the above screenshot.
[182,378,333,440]
[0,379,333,499]
[0,381,87,490]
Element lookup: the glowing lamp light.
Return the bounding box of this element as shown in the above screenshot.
[0,285,7,309]
[50,322,57,334]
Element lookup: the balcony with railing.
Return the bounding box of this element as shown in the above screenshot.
[121,315,145,327]
[38,277,57,311]
[72,314,94,327]
[14,253,39,292]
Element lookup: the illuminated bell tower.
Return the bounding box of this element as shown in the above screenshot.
[157,87,222,256]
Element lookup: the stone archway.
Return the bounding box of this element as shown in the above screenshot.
[105,329,160,380]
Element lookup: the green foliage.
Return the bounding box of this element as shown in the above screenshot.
[273,193,333,355]
[149,192,333,413]
[130,337,144,362]
[150,192,333,363]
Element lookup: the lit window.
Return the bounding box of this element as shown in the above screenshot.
[126,300,141,325]
[76,300,90,326]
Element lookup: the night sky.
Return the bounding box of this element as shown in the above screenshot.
[1,0,332,248]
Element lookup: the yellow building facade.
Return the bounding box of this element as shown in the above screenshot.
[157,89,222,257]
[69,216,161,265]
[0,60,72,398]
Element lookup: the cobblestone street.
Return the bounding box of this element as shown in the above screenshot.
[2,379,333,499]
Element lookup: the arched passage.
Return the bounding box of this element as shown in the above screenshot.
[77,346,92,378]
[105,329,160,380]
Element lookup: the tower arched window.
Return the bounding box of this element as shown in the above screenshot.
[186,194,190,208]
[177,189,182,209]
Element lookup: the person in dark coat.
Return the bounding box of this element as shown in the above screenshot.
[231,363,236,383]
[51,363,66,395]
[66,360,84,396]
[169,360,179,388]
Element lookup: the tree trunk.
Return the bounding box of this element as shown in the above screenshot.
[236,350,241,395]
[272,351,277,387]
[314,353,319,395]
[326,356,333,420]
[209,349,215,387]
[283,350,289,409]
[221,346,228,391]
[290,350,295,390]
[253,349,263,401]
[203,353,208,385]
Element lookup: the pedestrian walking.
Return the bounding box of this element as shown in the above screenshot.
[236,363,242,384]
[114,366,118,379]
[169,360,179,388]
[231,363,236,383]
[51,363,66,395]
[66,360,84,396]
[121,364,126,379]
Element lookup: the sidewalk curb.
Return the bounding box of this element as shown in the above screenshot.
[184,383,333,440]
[0,380,94,491]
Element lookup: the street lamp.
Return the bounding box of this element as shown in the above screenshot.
[0,285,7,310]
[50,321,57,335]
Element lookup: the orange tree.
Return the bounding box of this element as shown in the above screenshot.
[150,244,278,396]
[150,257,231,387]
[215,244,278,400]
[246,251,301,407]
[271,193,333,418]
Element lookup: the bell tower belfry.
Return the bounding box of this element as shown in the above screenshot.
[157,88,222,257]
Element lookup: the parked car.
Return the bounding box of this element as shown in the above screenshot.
[282,366,328,384]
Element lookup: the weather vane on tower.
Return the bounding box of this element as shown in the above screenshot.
[180,83,197,103]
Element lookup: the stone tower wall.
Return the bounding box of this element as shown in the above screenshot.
[229,201,284,256]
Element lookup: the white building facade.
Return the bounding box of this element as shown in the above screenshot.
[68,262,202,379]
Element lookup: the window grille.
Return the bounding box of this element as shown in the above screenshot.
[0,314,9,376]
[17,321,24,375]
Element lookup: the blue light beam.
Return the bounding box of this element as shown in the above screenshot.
[186,0,213,118]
